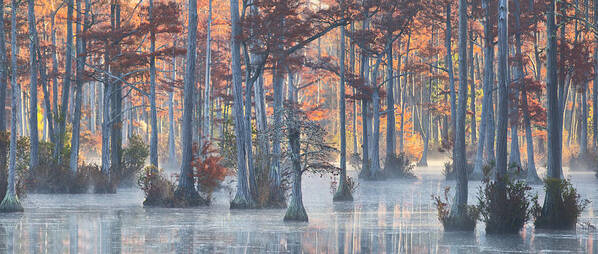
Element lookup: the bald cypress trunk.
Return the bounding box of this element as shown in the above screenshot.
[55,0,75,161]
[445,0,472,231]
[0,0,7,131]
[0,0,23,213]
[334,19,352,201]
[472,0,493,179]
[496,0,509,197]
[28,0,39,170]
[70,0,88,173]
[149,0,159,168]
[594,0,598,151]
[176,0,205,206]
[445,4,457,143]
[168,46,177,165]
[230,0,252,208]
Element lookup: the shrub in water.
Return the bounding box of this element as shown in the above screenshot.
[192,142,228,201]
[74,163,114,193]
[118,135,149,187]
[477,176,534,234]
[383,153,416,179]
[138,166,177,207]
[533,178,589,230]
[432,186,479,231]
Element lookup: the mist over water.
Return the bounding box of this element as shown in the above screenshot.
[1,160,597,253]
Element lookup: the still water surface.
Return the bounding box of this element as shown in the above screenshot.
[1,164,597,253]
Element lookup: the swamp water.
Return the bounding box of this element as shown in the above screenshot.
[1,163,597,253]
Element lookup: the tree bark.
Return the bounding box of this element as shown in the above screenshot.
[149,0,159,168]
[168,47,177,166]
[472,1,493,179]
[230,0,252,208]
[449,0,469,223]
[70,0,89,173]
[55,0,75,161]
[0,0,23,212]
[177,0,201,202]
[496,0,509,193]
[28,0,39,169]
[0,0,7,132]
[334,19,352,201]
[385,32,396,162]
[445,4,457,144]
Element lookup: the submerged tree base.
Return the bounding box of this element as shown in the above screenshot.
[534,178,588,230]
[442,210,477,232]
[384,153,417,179]
[173,188,209,208]
[283,203,308,222]
[230,194,253,209]
[333,185,353,202]
[0,195,23,213]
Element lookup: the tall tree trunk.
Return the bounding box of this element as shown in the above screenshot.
[28,0,39,170]
[0,0,7,132]
[400,32,411,152]
[101,44,112,175]
[445,4,457,144]
[110,2,123,177]
[469,29,476,144]
[496,0,509,196]
[472,1,493,179]
[168,47,177,166]
[334,20,352,201]
[513,0,539,182]
[202,0,213,148]
[149,0,159,168]
[70,0,88,173]
[55,0,75,161]
[176,0,204,205]
[350,23,358,155]
[385,33,396,163]
[283,104,307,221]
[448,0,469,227]
[0,0,23,213]
[230,0,252,208]
[537,0,564,229]
[370,58,382,176]
[594,0,598,151]
[485,46,496,163]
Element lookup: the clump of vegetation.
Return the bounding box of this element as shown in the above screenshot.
[192,142,229,200]
[432,186,479,231]
[330,175,358,198]
[443,161,473,180]
[118,135,150,187]
[139,142,227,207]
[477,176,534,234]
[383,153,416,179]
[533,178,589,230]
[138,166,177,207]
[73,163,114,193]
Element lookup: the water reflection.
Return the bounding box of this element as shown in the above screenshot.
[0,171,596,252]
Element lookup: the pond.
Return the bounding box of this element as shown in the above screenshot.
[1,162,597,253]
